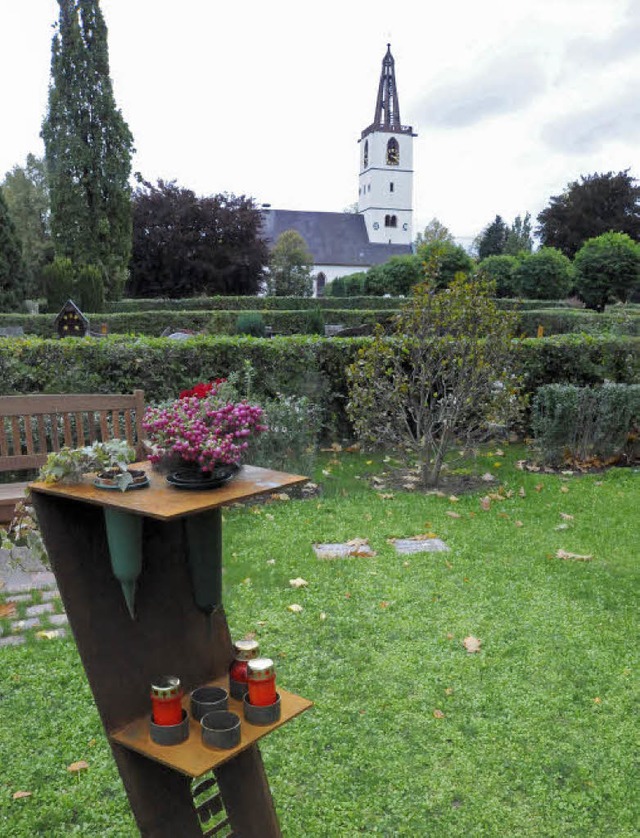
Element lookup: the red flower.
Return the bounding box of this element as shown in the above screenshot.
[179,380,227,400]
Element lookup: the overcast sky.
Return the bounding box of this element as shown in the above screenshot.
[1,0,639,245]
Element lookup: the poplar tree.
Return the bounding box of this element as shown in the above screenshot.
[41,0,134,300]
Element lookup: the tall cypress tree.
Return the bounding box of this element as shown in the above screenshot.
[41,0,134,300]
[0,187,28,312]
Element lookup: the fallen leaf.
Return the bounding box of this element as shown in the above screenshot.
[433,709,445,719]
[402,561,411,567]
[266,559,276,565]
[497,512,510,519]
[561,470,574,476]
[518,487,526,498]
[534,483,544,492]
[593,696,602,704]
[12,791,32,800]
[344,592,351,599]
[344,443,360,453]
[560,486,570,494]
[319,612,327,621]
[554,524,569,531]
[556,549,593,561]
[445,510,461,519]
[444,687,454,696]
[67,761,89,773]
[0,602,17,618]
[481,472,495,482]
[463,635,482,653]
[514,520,524,527]
[270,493,290,502]
[289,577,308,589]
[264,513,275,521]
[560,512,574,520]
[287,603,303,613]
[594,481,603,487]
[379,601,389,609]
[377,493,395,500]
[493,448,505,457]
[446,632,455,640]
[35,630,64,640]
[515,460,526,470]
[480,496,491,511]
[448,495,459,503]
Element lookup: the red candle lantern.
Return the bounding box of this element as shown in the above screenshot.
[247,658,277,706]
[150,676,183,726]
[229,639,260,699]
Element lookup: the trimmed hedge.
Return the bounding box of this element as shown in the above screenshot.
[516,309,640,337]
[0,335,638,436]
[0,309,399,338]
[103,296,403,312]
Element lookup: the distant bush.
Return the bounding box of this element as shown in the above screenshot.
[515,248,574,300]
[303,307,325,335]
[104,294,400,311]
[574,232,640,311]
[364,255,422,296]
[531,383,640,464]
[478,255,520,298]
[516,309,640,337]
[235,312,266,337]
[416,241,474,289]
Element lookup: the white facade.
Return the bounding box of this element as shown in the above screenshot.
[358,130,414,246]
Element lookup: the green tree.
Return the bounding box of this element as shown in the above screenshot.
[41,0,134,300]
[537,170,640,258]
[347,272,519,487]
[364,255,422,296]
[0,187,28,311]
[515,247,573,300]
[478,254,521,298]
[1,154,53,296]
[414,217,454,247]
[266,230,313,297]
[42,256,75,311]
[475,215,509,259]
[573,232,640,311]
[416,241,474,289]
[504,213,533,255]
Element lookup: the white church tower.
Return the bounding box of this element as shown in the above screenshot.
[358,45,416,245]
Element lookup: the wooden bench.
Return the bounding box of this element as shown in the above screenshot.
[0,390,145,524]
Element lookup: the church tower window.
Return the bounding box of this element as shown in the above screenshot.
[363,140,369,168]
[384,215,397,228]
[386,138,399,166]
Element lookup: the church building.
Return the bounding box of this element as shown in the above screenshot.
[261,45,416,295]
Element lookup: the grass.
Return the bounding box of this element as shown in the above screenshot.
[0,445,638,836]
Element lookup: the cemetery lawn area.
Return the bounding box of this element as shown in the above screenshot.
[0,445,637,837]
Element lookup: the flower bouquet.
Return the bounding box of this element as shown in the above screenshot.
[142,380,267,488]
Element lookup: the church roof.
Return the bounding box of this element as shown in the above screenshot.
[261,209,413,268]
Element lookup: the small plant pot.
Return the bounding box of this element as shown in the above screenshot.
[190,686,228,721]
[201,711,241,749]
[149,708,190,745]
[243,692,281,726]
[95,468,149,491]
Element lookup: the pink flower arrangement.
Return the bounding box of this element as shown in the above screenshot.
[143,381,267,472]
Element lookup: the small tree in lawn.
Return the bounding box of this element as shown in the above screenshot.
[266,230,313,296]
[346,264,519,487]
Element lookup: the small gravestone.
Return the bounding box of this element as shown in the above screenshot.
[54,299,89,338]
[393,538,449,554]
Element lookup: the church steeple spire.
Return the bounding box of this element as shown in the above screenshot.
[362,44,413,138]
[375,44,402,130]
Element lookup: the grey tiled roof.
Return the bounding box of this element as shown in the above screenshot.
[260,209,412,267]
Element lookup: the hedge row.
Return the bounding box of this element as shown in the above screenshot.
[517,309,640,337]
[103,296,403,313]
[0,334,637,436]
[0,309,399,338]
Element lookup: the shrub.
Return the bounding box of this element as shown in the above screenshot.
[235,312,266,337]
[74,264,105,313]
[531,383,640,465]
[364,255,422,296]
[42,257,75,312]
[303,308,325,335]
[478,255,520,298]
[347,274,520,486]
[415,241,474,289]
[573,231,640,311]
[515,247,573,299]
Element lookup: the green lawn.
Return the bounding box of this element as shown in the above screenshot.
[1,447,638,836]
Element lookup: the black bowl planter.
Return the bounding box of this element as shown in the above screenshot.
[166,463,240,491]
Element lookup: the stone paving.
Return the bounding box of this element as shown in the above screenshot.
[0,547,68,649]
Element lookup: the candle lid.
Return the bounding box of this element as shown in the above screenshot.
[151,675,181,698]
[248,657,275,680]
[233,639,260,661]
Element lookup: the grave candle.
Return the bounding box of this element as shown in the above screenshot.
[150,676,183,726]
[247,658,277,706]
[229,639,260,699]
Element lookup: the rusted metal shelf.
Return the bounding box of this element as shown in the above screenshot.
[110,677,313,778]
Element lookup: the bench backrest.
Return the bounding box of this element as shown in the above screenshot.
[0,390,146,473]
